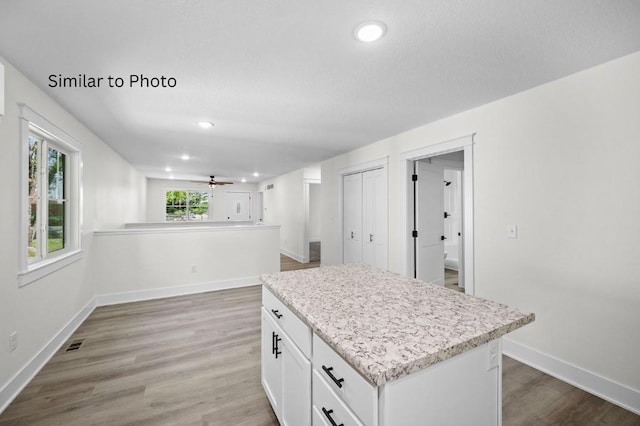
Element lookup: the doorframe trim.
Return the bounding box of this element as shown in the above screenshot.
[400,134,475,295]
[303,178,321,263]
[337,156,389,265]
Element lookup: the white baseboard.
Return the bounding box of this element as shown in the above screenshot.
[0,297,96,414]
[280,248,306,264]
[503,337,640,415]
[95,276,261,306]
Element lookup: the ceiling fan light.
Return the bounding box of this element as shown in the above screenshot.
[198,121,214,129]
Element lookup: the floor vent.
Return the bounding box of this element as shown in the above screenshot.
[65,339,85,352]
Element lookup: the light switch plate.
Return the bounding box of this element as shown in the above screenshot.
[507,225,518,239]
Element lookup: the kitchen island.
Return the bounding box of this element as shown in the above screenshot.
[260,264,534,426]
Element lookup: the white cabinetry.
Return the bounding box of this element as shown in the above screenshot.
[343,168,387,269]
[263,286,503,426]
[261,289,312,425]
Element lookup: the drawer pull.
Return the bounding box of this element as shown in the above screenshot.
[274,333,282,359]
[271,309,283,319]
[321,407,344,426]
[322,365,344,388]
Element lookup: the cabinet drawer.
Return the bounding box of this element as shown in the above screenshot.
[262,286,312,358]
[313,334,377,426]
[313,370,364,426]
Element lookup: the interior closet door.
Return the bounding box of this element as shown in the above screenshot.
[362,168,388,270]
[343,173,362,264]
[416,161,445,285]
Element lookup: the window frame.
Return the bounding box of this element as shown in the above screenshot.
[18,104,83,287]
[165,189,210,222]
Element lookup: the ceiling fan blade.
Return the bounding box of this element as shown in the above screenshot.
[215,181,234,185]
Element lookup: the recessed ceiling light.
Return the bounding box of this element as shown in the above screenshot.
[165,166,172,172]
[181,154,190,160]
[253,172,259,177]
[241,178,247,183]
[354,21,386,42]
[198,121,214,129]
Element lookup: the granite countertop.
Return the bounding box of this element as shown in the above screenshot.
[261,264,534,386]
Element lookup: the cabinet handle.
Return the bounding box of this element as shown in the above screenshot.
[369,233,373,242]
[321,407,343,426]
[321,365,344,388]
[271,309,283,319]
[274,334,282,359]
[271,331,276,354]
[350,231,354,239]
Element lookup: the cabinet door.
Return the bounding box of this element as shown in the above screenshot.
[281,332,311,426]
[261,308,282,420]
[343,173,363,264]
[362,168,388,270]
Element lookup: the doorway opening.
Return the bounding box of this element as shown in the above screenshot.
[403,134,474,295]
[414,153,464,291]
[303,178,321,264]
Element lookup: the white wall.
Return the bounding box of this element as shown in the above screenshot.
[146,178,260,223]
[308,183,321,242]
[91,226,280,302]
[262,164,321,261]
[0,58,146,405]
[321,52,640,398]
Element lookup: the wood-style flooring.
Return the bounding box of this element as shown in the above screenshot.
[444,268,464,292]
[280,253,320,271]
[1,256,637,425]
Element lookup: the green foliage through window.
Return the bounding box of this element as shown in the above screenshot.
[166,190,208,221]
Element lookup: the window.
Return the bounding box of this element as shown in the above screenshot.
[19,105,82,286]
[28,134,69,260]
[165,190,209,221]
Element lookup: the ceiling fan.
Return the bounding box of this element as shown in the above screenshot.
[191,175,234,189]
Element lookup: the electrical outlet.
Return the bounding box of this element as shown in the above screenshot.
[487,339,499,371]
[9,332,17,352]
[507,225,518,239]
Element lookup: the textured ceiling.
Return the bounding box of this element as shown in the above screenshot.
[1,1,639,183]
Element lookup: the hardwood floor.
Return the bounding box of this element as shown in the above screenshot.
[0,287,278,426]
[280,253,320,272]
[1,260,638,425]
[444,268,464,292]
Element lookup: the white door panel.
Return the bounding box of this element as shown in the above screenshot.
[416,161,445,286]
[362,168,388,270]
[343,173,362,264]
[225,191,251,221]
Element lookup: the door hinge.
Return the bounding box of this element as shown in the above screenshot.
[412,230,418,238]
[412,174,418,182]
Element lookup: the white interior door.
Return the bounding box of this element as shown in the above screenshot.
[225,191,251,221]
[343,173,362,264]
[458,171,465,289]
[416,160,445,285]
[362,168,388,270]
